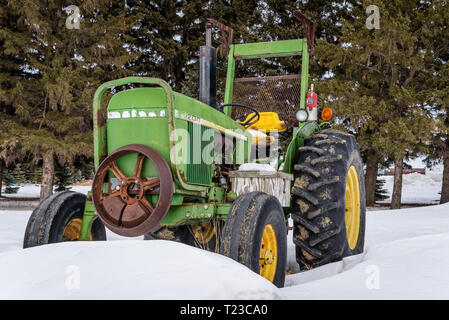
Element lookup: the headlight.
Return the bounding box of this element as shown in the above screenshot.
[296,109,309,122]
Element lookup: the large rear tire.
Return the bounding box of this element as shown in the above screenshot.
[291,129,366,270]
[23,191,106,248]
[220,192,287,288]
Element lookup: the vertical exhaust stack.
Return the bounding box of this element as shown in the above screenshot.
[199,22,217,110]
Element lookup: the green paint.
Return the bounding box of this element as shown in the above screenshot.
[225,192,237,202]
[171,194,185,206]
[79,200,96,241]
[223,39,309,117]
[207,186,226,203]
[215,203,232,217]
[186,122,213,185]
[94,77,251,195]
[233,39,304,59]
[93,78,173,170]
[223,46,236,117]
[283,122,321,174]
[88,33,321,233]
[160,202,233,227]
[161,204,215,226]
[300,41,309,110]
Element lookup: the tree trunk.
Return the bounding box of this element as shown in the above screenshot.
[0,161,3,198]
[390,157,403,209]
[40,153,55,200]
[440,152,449,204]
[365,158,378,206]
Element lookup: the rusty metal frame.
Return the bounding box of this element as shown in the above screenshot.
[207,18,235,57]
[293,10,315,54]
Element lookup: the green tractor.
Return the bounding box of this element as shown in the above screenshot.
[23,11,365,288]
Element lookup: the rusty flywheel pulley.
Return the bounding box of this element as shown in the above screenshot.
[92,144,173,237]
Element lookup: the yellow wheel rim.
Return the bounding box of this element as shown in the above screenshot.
[192,223,215,244]
[259,224,278,283]
[345,166,361,250]
[62,218,92,241]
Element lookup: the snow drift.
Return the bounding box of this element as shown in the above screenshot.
[282,202,449,299]
[0,173,448,299]
[0,240,280,300]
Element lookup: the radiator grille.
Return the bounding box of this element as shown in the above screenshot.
[186,122,213,185]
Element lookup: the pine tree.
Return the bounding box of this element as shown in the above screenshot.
[375,178,389,202]
[315,0,437,209]
[420,2,449,204]
[28,164,42,184]
[3,1,136,199]
[0,0,30,192]
[54,166,73,192]
[0,160,3,197]
[3,167,19,194]
[12,163,27,184]
[125,0,213,93]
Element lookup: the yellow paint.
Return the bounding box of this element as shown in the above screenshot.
[62,218,92,241]
[239,112,287,132]
[345,166,361,250]
[192,223,215,244]
[259,224,278,282]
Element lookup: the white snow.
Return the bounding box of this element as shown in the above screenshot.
[1,202,448,299]
[378,166,442,204]
[0,210,31,253]
[0,240,279,300]
[1,184,91,198]
[0,211,279,300]
[238,163,276,172]
[0,171,448,299]
[282,203,449,299]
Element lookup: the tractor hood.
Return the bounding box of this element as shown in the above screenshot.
[105,87,251,187]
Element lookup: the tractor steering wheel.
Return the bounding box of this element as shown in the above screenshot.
[221,103,260,128]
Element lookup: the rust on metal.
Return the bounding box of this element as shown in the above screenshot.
[178,170,188,186]
[207,18,235,57]
[92,144,174,237]
[293,10,315,54]
[96,108,107,127]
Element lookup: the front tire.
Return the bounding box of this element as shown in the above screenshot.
[220,192,287,288]
[291,129,366,270]
[23,191,106,248]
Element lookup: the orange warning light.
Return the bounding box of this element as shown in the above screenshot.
[321,108,333,121]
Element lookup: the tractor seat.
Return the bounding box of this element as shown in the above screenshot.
[239,112,287,133]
